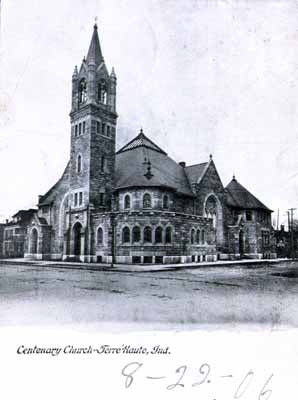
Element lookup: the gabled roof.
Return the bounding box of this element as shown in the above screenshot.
[117,129,167,155]
[115,131,194,196]
[225,177,271,211]
[86,23,104,66]
[12,209,36,219]
[185,162,209,185]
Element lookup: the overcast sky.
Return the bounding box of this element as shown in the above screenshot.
[1,0,298,226]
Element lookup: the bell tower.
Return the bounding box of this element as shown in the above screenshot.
[69,23,117,212]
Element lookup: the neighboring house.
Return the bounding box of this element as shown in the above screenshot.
[2,210,37,258]
[225,177,276,259]
[0,24,275,264]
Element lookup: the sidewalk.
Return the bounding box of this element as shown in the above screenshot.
[0,257,293,273]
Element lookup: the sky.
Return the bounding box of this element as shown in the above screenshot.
[1,0,298,227]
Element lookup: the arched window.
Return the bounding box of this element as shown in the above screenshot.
[132,226,141,243]
[201,229,205,244]
[205,195,217,228]
[97,227,103,245]
[144,226,152,243]
[163,195,169,209]
[122,227,130,244]
[98,80,107,104]
[77,154,82,173]
[165,226,172,244]
[196,229,200,244]
[190,228,195,244]
[143,193,152,208]
[101,156,105,172]
[78,78,87,103]
[124,194,131,209]
[155,226,163,244]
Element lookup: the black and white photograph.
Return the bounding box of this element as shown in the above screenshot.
[1,0,298,398]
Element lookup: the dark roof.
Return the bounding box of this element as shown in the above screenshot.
[117,130,167,155]
[185,162,208,185]
[86,24,104,67]
[38,217,48,225]
[225,177,271,211]
[12,209,36,220]
[115,132,194,196]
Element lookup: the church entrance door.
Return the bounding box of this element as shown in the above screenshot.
[30,228,38,254]
[73,222,82,256]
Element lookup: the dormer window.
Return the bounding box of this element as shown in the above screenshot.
[98,80,107,104]
[78,78,87,103]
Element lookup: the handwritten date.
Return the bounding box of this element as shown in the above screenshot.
[121,361,273,399]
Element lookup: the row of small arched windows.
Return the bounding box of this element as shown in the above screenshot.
[190,228,206,245]
[78,79,107,105]
[122,226,173,244]
[124,193,169,210]
[96,225,173,246]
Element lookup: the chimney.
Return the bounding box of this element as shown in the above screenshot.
[179,161,186,168]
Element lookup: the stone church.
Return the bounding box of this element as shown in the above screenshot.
[21,24,275,264]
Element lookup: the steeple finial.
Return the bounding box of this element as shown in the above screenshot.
[94,16,98,29]
[209,154,213,160]
[86,22,104,66]
[233,173,236,181]
[140,127,143,134]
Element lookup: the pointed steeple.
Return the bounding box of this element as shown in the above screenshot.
[86,23,104,66]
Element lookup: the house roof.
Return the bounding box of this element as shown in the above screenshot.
[12,209,37,221]
[225,177,271,211]
[115,131,194,196]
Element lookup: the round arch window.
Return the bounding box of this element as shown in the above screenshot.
[122,227,130,244]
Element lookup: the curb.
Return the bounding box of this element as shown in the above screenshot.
[0,258,295,273]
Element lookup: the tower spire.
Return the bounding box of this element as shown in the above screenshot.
[86,23,104,66]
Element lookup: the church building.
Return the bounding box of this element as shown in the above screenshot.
[19,24,275,264]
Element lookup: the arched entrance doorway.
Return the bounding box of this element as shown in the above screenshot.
[73,222,82,256]
[30,229,38,254]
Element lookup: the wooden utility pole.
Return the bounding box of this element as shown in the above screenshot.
[288,208,297,258]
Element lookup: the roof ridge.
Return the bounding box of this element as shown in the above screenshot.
[185,161,208,169]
